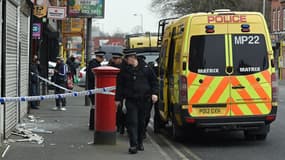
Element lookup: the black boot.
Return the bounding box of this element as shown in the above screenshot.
[128,147,138,154]
[142,132,147,139]
[119,126,125,135]
[137,144,144,151]
[89,108,94,130]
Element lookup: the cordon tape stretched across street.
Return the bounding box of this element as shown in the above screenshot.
[0,73,115,103]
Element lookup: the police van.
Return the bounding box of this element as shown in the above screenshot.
[156,10,278,140]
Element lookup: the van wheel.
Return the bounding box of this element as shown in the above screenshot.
[256,134,267,140]
[244,132,256,140]
[171,115,184,141]
[244,124,269,141]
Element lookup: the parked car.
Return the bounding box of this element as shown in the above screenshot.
[137,52,159,66]
[78,67,86,87]
[133,47,160,68]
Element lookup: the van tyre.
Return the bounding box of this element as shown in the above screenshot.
[244,132,256,140]
[256,134,267,140]
[244,124,269,141]
[171,115,184,141]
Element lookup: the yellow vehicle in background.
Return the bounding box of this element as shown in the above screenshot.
[125,33,158,49]
[156,10,278,140]
[125,33,160,65]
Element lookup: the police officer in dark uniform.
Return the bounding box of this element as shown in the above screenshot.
[109,52,123,68]
[144,57,160,135]
[115,50,159,154]
[87,51,105,130]
[109,52,127,134]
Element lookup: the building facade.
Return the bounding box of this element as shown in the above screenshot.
[0,0,32,146]
[271,0,285,79]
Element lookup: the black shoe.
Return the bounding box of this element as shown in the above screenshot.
[128,147,138,154]
[119,127,125,135]
[142,133,147,139]
[137,144,144,151]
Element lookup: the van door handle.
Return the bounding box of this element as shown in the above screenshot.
[232,85,245,89]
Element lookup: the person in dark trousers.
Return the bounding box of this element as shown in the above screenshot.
[66,55,77,82]
[87,51,105,130]
[115,50,159,154]
[108,52,126,134]
[30,56,40,109]
[53,57,68,111]
[145,57,160,134]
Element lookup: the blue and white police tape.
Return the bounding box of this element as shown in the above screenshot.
[0,87,115,103]
[32,73,73,92]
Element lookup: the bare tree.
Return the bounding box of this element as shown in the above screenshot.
[151,0,263,17]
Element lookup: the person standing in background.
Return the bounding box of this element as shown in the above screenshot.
[109,52,123,68]
[66,55,77,82]
[108,52,126,134]
[86,51,105,130]
[53,57,68,111]
[30,55,40,109]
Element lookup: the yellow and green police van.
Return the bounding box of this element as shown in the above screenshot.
[156,10,278,140]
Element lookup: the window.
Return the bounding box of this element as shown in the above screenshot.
[231,34,268,75]
[278,10,281,31]
[189,35,226,76]
[283,9,285,31]
[272,10,276,32]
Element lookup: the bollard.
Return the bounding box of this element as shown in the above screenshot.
[93,66,120,145]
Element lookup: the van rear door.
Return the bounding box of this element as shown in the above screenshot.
[229,34,272,116]
[188,34,231,117]
[227,13,272,116]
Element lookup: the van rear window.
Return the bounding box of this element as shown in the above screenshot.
[232,34,268,75]
[189,35,227,76]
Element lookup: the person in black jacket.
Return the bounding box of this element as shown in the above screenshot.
[115,50,159,154]
[53,57,68,111]
[109,52,123,68]
[30,55,40,109]
[108,52,127,134]
[86,51,105,130]
[66,55,77,81]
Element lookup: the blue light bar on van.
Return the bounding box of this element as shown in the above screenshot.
[205,25,215,33]
[241,24,250,32]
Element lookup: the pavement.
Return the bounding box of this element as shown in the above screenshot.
[1,80,285,160]
[1,92,166,160]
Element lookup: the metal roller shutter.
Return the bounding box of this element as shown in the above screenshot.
[19,12,29,118]
[4,0,18,136]
[0,0,3,143]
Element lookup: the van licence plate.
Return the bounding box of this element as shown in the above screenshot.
[193,107,226,116]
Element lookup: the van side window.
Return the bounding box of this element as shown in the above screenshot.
[167,28,176,77]
[189,35,226,76]
[159,40,168,77]
[231,34,268,75]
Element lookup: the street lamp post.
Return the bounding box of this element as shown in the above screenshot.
[263,0,266,15]
[133,13,143,33]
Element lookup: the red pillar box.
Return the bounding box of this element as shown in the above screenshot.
[93,66,120,145]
